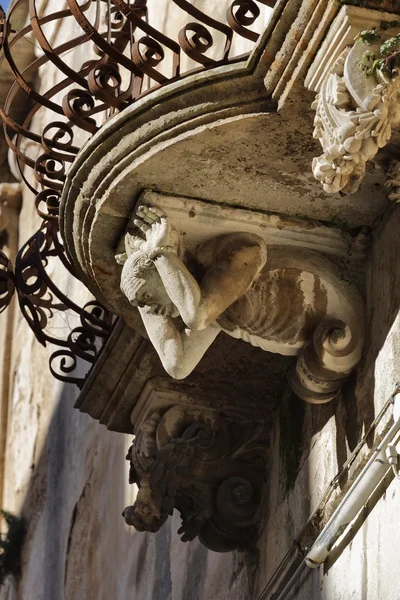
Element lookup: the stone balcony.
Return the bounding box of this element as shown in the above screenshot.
[2,0,400,554]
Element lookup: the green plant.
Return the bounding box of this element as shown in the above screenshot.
[357,28,400,77]
[0,511,27,585]
[356,28,381,45]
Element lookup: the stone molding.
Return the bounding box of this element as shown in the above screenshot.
[305,6,400,93]
[117,191,368,261]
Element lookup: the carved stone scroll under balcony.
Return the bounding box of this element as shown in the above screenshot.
[64,187,366,405]
[118,198,365,404]
[123,380,268,552]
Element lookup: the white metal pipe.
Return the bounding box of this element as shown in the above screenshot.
[305,406,400,568]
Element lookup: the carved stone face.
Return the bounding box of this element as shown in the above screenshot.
[121,252,177,317]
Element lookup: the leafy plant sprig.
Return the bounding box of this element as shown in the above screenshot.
[356,28,381,45]
[357,28,400,77]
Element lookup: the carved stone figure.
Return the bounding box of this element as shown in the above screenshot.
[122,404,266,552]
[116,205,364,404]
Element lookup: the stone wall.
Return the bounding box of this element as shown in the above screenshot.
[256,203,400,599]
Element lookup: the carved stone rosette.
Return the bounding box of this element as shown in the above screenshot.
[312,43,400,195]
[123,398,267,552]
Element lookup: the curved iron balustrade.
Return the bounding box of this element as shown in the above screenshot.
[0,0,274,386]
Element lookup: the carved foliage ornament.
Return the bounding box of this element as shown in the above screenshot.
[123,404,266,552]
[312,36,400,195]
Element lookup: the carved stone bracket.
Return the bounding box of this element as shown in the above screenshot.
[123,381,268,552]
[115,193,365,405]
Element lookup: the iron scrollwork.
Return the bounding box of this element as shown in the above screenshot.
[14,220,114,388]
[0,251,15,314]
[0,0,274,386]
[1,0,273,201]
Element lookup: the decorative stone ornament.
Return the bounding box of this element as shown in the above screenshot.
[123,382,268,552]
[385,158,400,202]
[117,201,365,404]
[54,0,379,553]
[311,40,400,195]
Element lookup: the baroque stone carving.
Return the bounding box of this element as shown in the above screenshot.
[116,204,364,404]
[123,403,266,552]
[312,42,400,195]
[385,159,400,202]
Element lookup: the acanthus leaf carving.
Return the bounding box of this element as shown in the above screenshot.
[312,42,400,195]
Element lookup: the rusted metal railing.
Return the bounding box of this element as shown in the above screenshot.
[0,0,274,386]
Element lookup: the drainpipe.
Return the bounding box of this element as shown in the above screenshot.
[305,391,400,568]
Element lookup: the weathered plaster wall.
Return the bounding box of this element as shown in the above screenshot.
[1,337,257,600]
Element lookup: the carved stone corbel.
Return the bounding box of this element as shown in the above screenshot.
[290,318,361,404]
[123,383,267,552]
[311,40,400,195]
[115,194,365,405]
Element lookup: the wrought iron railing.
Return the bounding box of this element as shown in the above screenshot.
[0,0,274,386]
